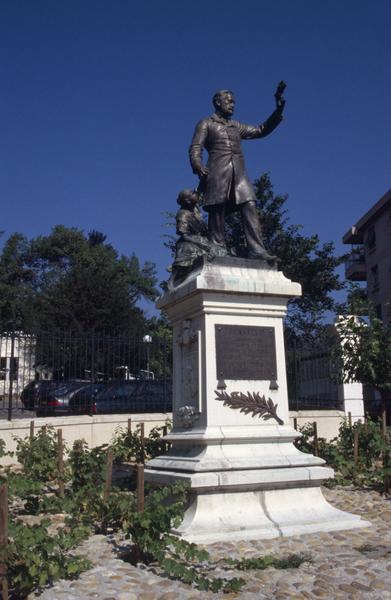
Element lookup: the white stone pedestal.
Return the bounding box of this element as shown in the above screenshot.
[146,257,369,543]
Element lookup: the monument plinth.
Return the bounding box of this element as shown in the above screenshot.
[146,257,369,543]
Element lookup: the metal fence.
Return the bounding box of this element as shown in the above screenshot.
[0,330,341,419]
[0,330,172,419]
[286,339,342,411]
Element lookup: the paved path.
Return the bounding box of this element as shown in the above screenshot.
[31,487,391,600]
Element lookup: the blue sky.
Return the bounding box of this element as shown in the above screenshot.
[1,1,390,314]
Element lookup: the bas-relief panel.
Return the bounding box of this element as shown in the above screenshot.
[176,319,200,412]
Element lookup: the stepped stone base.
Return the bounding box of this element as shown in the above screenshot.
[147,426,369,543]
[146,258,370,543]
[171,487,368,544]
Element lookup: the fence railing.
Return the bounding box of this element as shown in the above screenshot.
[0,330,172,420]
[0,330,343,419]
[285,340,343,412]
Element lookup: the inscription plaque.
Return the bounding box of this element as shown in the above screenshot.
[215,324,277,381]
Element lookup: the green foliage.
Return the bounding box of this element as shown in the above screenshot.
[125,481,189,562]
[146,315,173,345]
[0,438,7,458]
[0,232,35,327]
[30,226,158,334]
[15,426,60,482]
[334,313,391,393]
[227,553,311,570]
[121,481,308,592]
[339,282,369,317]
[122,481,245,593]
[225,173,346,336]
[7,472,44,500]
[2,519,91,597]
[144,424,171,459]
[0,225,157,333]
[355,543,377,554]
[145,315,173,377]
[68,440,107,492]
[66,440,116,525]
[24,491,68,516]
[110,424,171,464]
[3,428,311,597]
[295,418,390,488]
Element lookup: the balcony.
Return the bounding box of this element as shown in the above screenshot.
[345,249,366,281]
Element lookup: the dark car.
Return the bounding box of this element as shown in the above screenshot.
[21,380,64,410]
[65,382,108,415]
[69,380,172,415]
[36,381,101,417]
[131,380,172,413]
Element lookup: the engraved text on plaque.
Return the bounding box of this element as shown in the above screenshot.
[215,324,277,381]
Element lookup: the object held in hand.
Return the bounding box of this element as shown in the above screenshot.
[274,80,286,110]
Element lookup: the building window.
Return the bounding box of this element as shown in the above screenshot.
[371,265,379,292]
[366,226,376,252]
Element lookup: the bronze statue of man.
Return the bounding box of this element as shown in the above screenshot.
[189,85,285,260]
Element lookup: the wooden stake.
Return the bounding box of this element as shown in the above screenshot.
[348,412,352,428]
[137,464,145,512]
[313,421,319,456]
[29,420,35,440]
[383,432,390,495]
[127,418,132,434]
[57,429,64,497]
[364,414,368,434]
[0,483,8,600]
[381,395,387,438]
[162,425,168,437]
[103,449,113,502]
[353,429,359,466]
[293,417,298,431]
[140,422,145,464]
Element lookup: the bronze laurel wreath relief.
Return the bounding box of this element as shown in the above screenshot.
[215,390,284,425]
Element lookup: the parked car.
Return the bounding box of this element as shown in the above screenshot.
[132,380,172,413]
[69,380,172,415]
[36,381,102,417]
[70,381,136,414]
[21,380,64,410]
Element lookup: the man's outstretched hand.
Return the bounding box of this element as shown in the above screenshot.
[274,80,286,112]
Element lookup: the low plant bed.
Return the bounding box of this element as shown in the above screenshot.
[1,417,389,598]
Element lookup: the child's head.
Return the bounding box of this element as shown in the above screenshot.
[177,189,198,209]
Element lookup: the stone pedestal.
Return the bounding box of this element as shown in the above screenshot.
[146,257,369,543]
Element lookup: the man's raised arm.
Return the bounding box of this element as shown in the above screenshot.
[240,81,286,139]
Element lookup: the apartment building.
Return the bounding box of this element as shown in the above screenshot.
[343,188,391,323]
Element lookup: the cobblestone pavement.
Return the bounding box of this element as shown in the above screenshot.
[32,487,391,600]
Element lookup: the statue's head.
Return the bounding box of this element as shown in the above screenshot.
[177,189,198,209]
[212,90,235,117]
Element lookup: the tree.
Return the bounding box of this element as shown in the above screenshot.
[145,315,173,378]
[0,233,35,329]
[225,173,347,337]
[335,312,391,433]
[0,226,158,335]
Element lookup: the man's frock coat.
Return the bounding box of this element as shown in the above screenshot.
[189,109,282,209]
